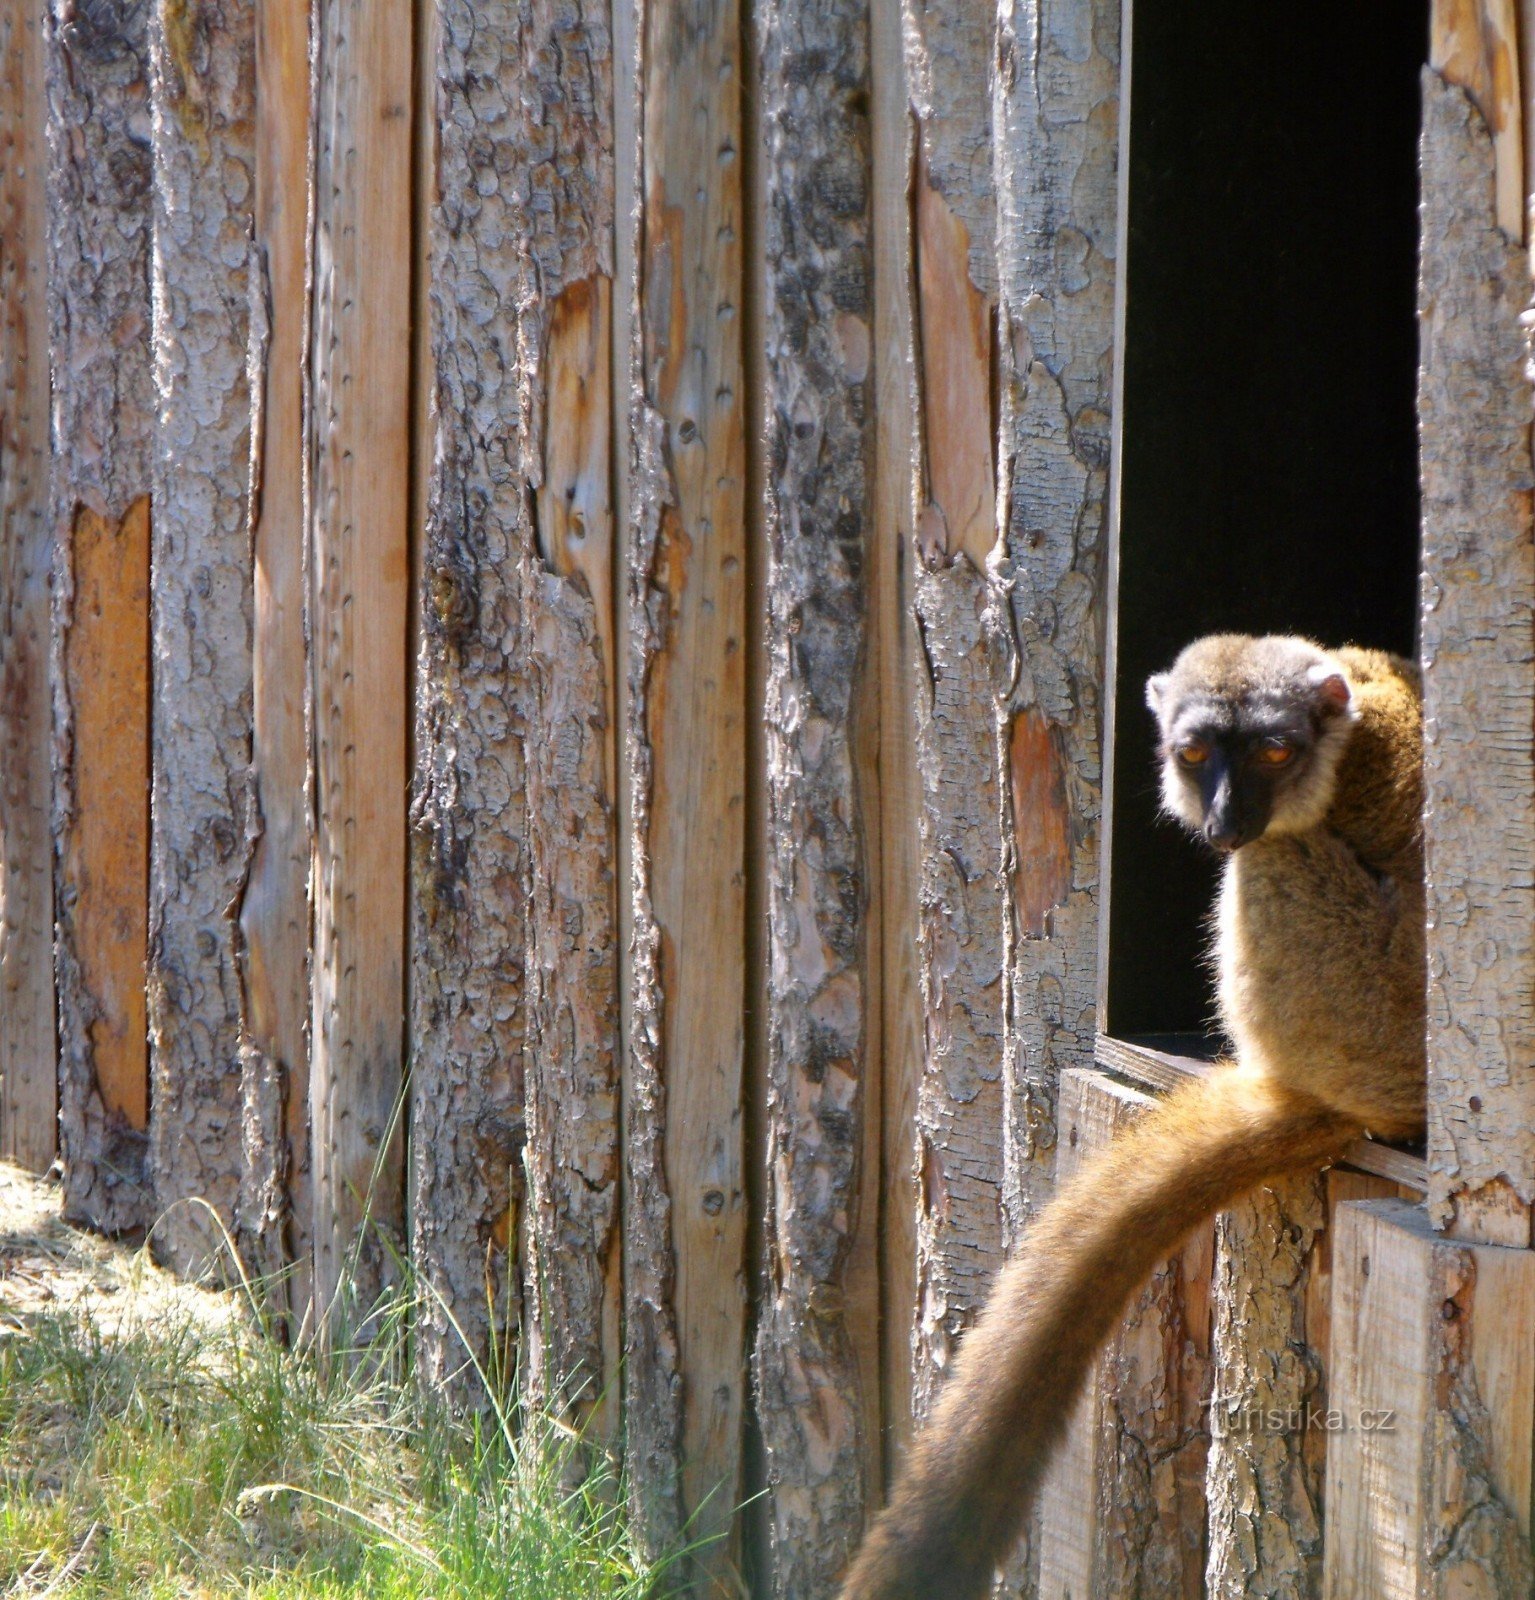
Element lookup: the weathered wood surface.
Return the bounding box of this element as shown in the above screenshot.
[1323,1198,1535,1600]
[754,4,877,1592]
[309,0,410,1336]
[1418,65,1535,1240]
[46,0,156,1235]
[411,0,620,1420]
[1203,1174,1330,1600]
[621,0,750,1572]
[993,0,1117,1252]
[1431,0,1524,238]
[903,0,1008,1435]
[0,0,56,1173]
[239,0,312,1315]
[145,0,256,1277]
[869,0,922,1471]
[1036,1069,1212,1600]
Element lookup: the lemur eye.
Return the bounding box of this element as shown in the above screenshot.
[1257,740,1294,767]
[1176,741,1209,768]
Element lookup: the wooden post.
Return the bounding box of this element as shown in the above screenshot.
[411,0,621,1421]
[1204,1169,1416,1600]
[0,0,56,1174]
[145,0,256,1277]
[1323,1199,1535,1598]
[308,0,411,1338]
[753,3,878,1591]
[1036,1068,1213,1600]
[902,0,1009,1437]
[46,0,155,1235]
[1420,5,1535,1249]
[621,0,750,1571]
[239,0,313,1319]
[993,0,1119,1578]
[869,0,924,1472]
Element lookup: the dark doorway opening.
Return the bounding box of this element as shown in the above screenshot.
[1103,0,1429,1044]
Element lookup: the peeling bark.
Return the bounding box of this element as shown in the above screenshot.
[46,0,156,1235]
[0,0,56,1174]
[412,0,619,1414]
[992,0,1116,1243]
[145,0,256,1278]
[1418,69,1535,1228]
[754,4,875,1593]
[903,0,1008,1432]
[910,560,1005,1421]
[1204,1177,1328,1600]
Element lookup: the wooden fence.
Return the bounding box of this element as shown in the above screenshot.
[2,0,1534,1595]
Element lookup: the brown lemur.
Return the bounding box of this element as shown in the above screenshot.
[840,634,1425,1600]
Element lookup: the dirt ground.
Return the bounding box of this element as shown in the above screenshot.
[0,1161,237,1340]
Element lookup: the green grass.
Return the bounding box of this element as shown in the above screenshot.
[0,1268,669,1599]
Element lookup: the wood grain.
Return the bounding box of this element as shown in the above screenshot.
[1418,60,1535,1237]
[239,0,313,1321]
[309,0,411,1336]
[622,0,749,1570]
[1323,1198,1535,1598]
[870,0,923,1474]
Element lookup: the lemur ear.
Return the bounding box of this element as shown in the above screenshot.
[1307,665,1352,716]
[1145,673,1171,716]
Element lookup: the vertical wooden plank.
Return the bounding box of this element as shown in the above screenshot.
[0,0,56,1173]
[623,0,750,1571]
[992,0,1118,1233]
[1420,7,1535,1248]
[1323,1199,1535,1599]
[1036,1068,1212,1600]
[870,0,923,1473]
[145,0,256,1276]
[239,0,313,1319]
[902,0,1009,1437]
[1204,1168,1409,1600]
[754,1,877,1590]
[993,0,1119,1578]
[411,0,620,1420]
[309,0,411,1335]
[46,0,155,1235]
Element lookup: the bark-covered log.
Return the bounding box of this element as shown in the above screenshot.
[238,0,312,1319]
[1203,1176,1327,1600]
[412,0,620,1417]
[992,0,1116,1247]
[620,0,751,1571]
[309,0,410,1338]
[0,0,56,1174]
[145,0,255,1278]
[1418,65,1535,1237]
[46,0,155,1235]
[1037,1069,1212,1600]
[754,4,876,1592]
[903,0,1008,1433]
